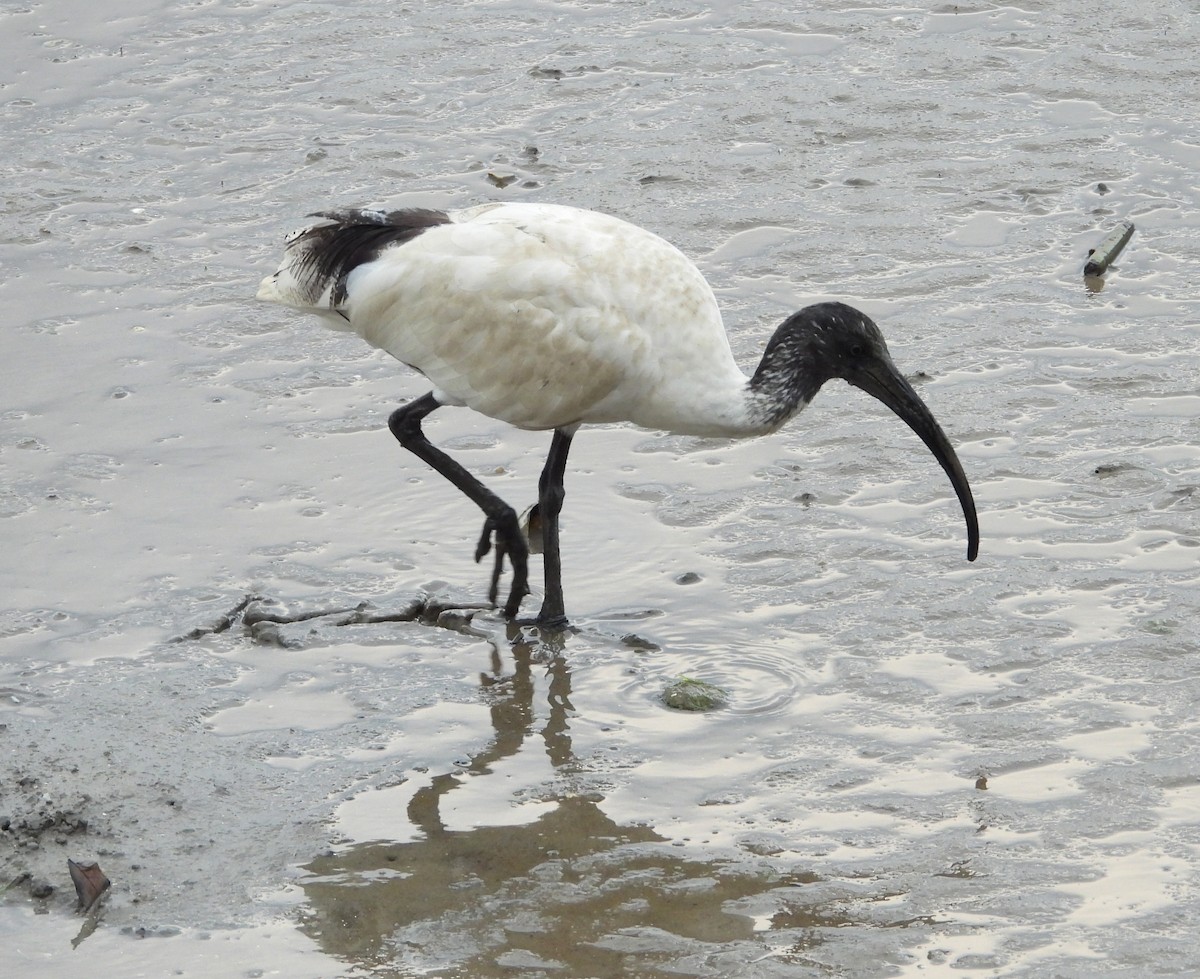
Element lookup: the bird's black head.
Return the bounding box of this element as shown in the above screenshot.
[750,302,895,413]
[785,301,895,389]
[752,301,980,562]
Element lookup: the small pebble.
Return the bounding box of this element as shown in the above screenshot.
[661,677,730,711]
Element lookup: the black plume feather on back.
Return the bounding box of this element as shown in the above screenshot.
[291,208,451,307]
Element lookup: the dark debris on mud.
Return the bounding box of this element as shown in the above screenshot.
[172,592,496,647]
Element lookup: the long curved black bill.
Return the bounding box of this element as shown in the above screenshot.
[850,364,980,561]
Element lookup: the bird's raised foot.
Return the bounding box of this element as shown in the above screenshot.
[474,512,530,618]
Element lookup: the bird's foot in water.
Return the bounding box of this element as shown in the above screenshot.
[513,609,572,633]
[474,514,530,618]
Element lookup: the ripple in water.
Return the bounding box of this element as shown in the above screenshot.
[629,641,813,719]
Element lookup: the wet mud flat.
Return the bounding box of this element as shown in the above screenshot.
[0,598,990,978]
[4,0,1200,975]
[5,567,1200,977]
[2,598,951,977]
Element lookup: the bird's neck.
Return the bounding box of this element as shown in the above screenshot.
[744,319,825,432]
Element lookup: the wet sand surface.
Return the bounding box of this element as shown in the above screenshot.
[3,1,1199,975]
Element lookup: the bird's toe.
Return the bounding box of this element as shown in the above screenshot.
[474,517,496,563]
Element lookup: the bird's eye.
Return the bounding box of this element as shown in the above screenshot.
[849,343,865,359]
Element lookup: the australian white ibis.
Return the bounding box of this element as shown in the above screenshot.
[258,202,980,627]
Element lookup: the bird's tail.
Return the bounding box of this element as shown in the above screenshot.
[257,207,451,313]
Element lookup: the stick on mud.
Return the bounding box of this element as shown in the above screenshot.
[1084,220,1135,276]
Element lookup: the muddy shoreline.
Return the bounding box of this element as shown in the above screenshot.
[5,0,1200,974]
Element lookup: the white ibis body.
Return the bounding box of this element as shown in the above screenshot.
[258,202,979,626]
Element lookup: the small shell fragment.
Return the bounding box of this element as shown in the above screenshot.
[1083,220,1135,276]
[519,504,543,555]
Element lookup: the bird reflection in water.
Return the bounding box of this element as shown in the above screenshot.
[296,629,833,975]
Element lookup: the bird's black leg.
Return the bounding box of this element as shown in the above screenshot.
[534,428,574,628]
[388,394,529,618]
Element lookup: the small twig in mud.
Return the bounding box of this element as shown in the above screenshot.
[417,599,491,622]
[1083,220,1135,277]
[170,593,262,642]
[418,601,494,639]
[175,593,496,645]
[243,599,372,626]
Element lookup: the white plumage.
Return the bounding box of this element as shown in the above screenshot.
[261,203,756,436]
[259,201,979,626]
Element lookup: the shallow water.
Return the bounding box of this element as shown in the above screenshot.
[2,0,1199,976]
